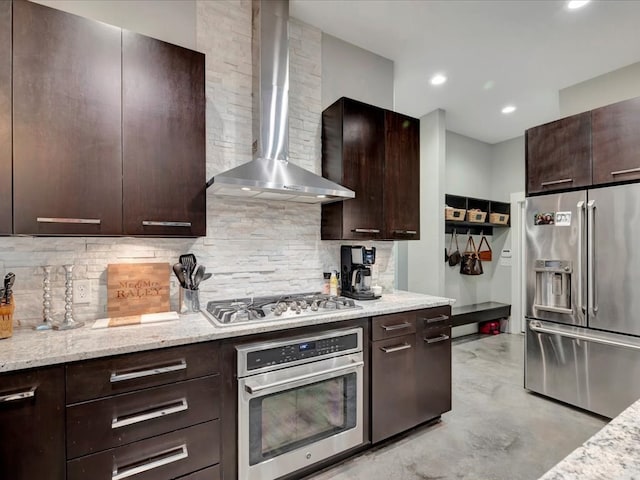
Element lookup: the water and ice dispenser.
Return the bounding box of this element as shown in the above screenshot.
[533,260,573,314]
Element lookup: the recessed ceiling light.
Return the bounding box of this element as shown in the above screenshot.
[567,0,590,9]
[241,187,251,191]
[430,74,447,86]
[501,105,516,114]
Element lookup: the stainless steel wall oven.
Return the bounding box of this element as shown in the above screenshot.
[236,327,364,480]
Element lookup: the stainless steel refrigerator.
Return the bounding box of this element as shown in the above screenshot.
[525,183,640,418]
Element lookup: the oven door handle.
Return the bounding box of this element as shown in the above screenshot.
[244,360,364,394]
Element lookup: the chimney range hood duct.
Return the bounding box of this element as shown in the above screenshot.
[205,0,354,204]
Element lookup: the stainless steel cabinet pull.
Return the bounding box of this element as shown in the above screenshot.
[540,178,573,187]
[380,343,412,353]
[611,167,640,176]
[393,230,417,235]
[425,334,450,344]
[0,386,37,403]
[529,321,640,351]
[110,360,187,383]
[381,322,412,331]
[244,360,364,394]
[111,398,188,429]
[142,221,192,227]
[37,217,101,225]
[352,228,381,233]
[422,314,449,324]
[112,444,188,480]
[587,200,598,316]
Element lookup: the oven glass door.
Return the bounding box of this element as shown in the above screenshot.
[239,354,363,480]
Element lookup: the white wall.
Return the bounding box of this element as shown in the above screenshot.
[560,61,640,117]
[321,33,394,111]
[2,0,397,328]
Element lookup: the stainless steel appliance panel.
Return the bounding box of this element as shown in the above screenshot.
[588,183,640,336]
[525,191,587,325]
[525,319,640,418]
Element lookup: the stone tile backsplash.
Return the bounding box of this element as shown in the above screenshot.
[1,1,395,328]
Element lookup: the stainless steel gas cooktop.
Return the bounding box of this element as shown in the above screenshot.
[204,292,362,326]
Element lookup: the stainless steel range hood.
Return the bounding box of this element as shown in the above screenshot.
[205,0,354,204]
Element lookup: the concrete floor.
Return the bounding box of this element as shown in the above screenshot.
[306,333,607,480]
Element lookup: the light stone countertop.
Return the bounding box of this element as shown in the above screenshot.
[539,398,640,480]
[0,290,453,373]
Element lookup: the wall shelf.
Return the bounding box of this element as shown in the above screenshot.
[445,194,510,235]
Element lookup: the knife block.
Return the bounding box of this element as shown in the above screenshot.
[0,296,14,339]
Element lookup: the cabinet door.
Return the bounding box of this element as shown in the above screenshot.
[122,31,206,236]
[0,366,65,479]
[371,333,417,443]
[322,98,384,240]
[592,97,640,185]
[384,111,420,239]
[12,1,122,235]
[0,1,11,234]
[416,325,452,423]
[526,112,591,195]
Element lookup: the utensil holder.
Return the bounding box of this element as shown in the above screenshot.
[0,297,15,339]
[179,288,200,314]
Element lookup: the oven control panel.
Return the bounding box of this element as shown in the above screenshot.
[246,332,359,371]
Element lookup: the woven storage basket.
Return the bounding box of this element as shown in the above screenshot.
[0,297,14,339]
[445,207,466,221]
[490,213,510,225]
[467,210,487,223]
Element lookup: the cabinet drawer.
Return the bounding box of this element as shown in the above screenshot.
[67,375,220,459]
[177,465,220,480]
[416,306,452,330]
[67,342,219,403]
[67,420,219,480]
[372,312,416,341]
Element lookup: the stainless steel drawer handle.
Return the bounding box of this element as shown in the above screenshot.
[393,230,417,235]
[112,444,188,480]
[0,386,37,403]
[245,360,364,394]
[381,322,412,331]
[380,343,412,353]
[110,360,187,383]
[352,228,381,233]
[611,167,640,176]
[529,321,640,351]
[540,178,573,187]
[37,217,101,225]
[112,398,188,429]
[425,334,450,344]
[142,221,192,227]
[422,314,450,324]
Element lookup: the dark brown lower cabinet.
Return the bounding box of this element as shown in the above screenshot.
[0,366,66,480]
[177,465,220,480]
[417,324,452,424]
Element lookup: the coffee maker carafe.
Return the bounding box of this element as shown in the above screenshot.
[340,245,379,300]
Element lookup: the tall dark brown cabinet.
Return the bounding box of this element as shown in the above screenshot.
[526,112,592,195]
[122,31,206,237]
[321,97,420,241]
[0,1,12,234]
[12,0,123,235]
[0,366,66,480]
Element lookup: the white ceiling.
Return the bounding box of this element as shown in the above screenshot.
[290,0,640,144]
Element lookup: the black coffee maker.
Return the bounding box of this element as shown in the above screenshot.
[341,245,378,300]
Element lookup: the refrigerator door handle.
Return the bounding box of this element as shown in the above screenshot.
[529,320,640,351]
[576,200,585,314]
[587,200,597,316]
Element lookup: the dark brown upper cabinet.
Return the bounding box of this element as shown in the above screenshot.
[384,111,420,239]
[0,1,11,235]
[321,97,420,240]
[12,0,123,235]
[526,112,592,195]
[592,97,640,186]
[122,31,206,237]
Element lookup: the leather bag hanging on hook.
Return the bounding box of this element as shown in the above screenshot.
[478,235,492,261]
[460,235,483,275]
[447,230,461,266]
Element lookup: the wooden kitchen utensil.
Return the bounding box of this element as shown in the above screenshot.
[107,263,170,317]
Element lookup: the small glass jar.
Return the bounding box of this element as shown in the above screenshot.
[322,272,331,295]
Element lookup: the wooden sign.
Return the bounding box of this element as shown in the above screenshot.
[107,263,170,317]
